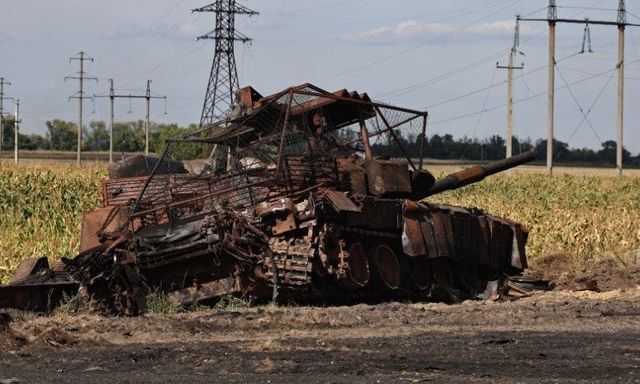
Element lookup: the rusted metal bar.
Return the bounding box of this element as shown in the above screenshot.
[131,143,171,213]
[359,109,373,160]
[276,91,294,177]
[373,105,417,171]
[418,115,428,170]
[129,177,279,219]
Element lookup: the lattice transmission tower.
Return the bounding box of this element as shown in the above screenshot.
[193,0,258,127]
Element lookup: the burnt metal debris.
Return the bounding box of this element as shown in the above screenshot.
[0,83,541,315]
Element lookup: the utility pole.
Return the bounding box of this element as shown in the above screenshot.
[14,100,20,164]
[194,0,258,126]
[110,79,115,163]
[519,0,639,176]
[65,52,97,166]
[616,0,625,177]
[546,2,556,176]
[95,80,166,160]
[0,77,13,157]
[497,17,524,159]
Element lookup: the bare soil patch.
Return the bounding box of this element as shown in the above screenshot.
[1,287,640,383]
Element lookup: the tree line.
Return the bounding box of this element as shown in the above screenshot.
[371,132,640,167]
[1,119,639,166]
[0,119,196,155]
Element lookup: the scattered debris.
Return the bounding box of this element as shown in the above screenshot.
[0,83,543,315]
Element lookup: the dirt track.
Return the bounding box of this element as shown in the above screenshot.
[1,288,640,383]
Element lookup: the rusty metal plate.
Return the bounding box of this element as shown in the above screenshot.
[510,224,528,270]
[430,212,451,259]
[402,217,427,257]
[345,198,401,229]
[419,218,439,259]
[273,212,297,235]
[9,257,49,285]
[364,159,412,196]
[472,216,490,266]
[323,190,362,213]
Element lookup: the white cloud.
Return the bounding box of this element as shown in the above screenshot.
[341,19,538,44]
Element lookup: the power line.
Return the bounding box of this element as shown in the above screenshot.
[428,58,640,128]
[519,0,638,176]
[65,52,98,166]
[379,0,610,101]
[566,65,616,143]
[424,52,579,110]
[94,79,167,160]
[555,63,602,142]
[317,0,527,82]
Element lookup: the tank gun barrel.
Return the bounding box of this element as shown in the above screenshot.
[425,150,536,197]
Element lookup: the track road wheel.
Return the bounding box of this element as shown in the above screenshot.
[345,242,370,288]
[372,245,401,290]
[403,256,432,291]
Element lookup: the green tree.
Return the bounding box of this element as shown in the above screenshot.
[46,119,77,151]
[0,117,15,150]
[85,121,109,151]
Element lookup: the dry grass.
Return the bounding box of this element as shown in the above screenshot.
[1,162,639,283]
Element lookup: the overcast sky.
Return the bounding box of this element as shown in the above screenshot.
[2,0,640,152]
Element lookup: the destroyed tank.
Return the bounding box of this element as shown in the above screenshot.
[0,83,537,315]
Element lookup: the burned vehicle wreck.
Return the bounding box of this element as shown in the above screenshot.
[0,83,537,315]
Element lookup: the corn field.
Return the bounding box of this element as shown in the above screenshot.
[0,163,105,283]
[1,163,639,283]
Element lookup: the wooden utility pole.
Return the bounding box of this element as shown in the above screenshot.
[14,100,19,164]
[497,17,524,159]
[519,0,639,176]
[95,80,166,160]
[65,52,97,166]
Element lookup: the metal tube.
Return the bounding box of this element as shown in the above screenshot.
[426,150,536,196]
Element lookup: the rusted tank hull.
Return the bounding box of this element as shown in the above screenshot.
[0,84,542,315]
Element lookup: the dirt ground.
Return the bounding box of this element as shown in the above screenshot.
[1,286,640,384]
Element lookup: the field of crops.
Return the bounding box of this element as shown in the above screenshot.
[0,163,106,283]
[0,162,639,284]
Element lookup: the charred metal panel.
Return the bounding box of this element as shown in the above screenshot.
[323,190,361,213]
[344,198,402,229]
[0,282,79,312]
[9,257,50,285]
[364,160,412,196]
